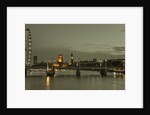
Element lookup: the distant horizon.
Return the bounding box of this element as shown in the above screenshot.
[25,24,125,64]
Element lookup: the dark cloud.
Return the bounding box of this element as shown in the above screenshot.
[83,43,109,47]
[112,47,125,51]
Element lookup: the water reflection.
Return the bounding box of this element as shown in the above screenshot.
[46,76,51,90]
[113,72,125,78]
[113,76,117,89]
[25,71,125,90]
[113,72,116,78]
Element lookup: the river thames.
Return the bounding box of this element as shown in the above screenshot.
[25,69,125,90]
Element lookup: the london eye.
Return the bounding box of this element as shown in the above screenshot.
[25,28,32,67]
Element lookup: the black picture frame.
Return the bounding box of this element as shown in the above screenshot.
[1,0,149,112]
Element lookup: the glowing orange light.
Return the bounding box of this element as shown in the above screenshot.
[53,63,59,67]
[58,58,62,62]
[62,64,67,67]
[58,57,62,62]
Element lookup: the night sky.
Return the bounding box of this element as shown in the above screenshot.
[25,24,125,63]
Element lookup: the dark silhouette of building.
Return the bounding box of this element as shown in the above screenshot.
[93,58,97,63]
[71,53,74,65]
[33,56,38,65]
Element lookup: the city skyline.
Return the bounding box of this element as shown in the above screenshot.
[25,24,125,63]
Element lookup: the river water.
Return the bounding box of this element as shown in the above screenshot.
[25,69,125,90]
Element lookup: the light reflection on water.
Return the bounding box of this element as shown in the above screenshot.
[25,70,125,90]
[46,76,50,90]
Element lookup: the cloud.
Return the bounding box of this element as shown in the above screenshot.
[107,46,125,55]
[83,43,109,47]
[67,43,112,53]
[66,44,125,57]
[112,47,125,51]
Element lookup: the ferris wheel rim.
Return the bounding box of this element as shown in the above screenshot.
[25,28,32,66]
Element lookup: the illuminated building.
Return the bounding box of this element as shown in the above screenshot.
[62,64,67,68]
[57,54,63,69]
[52,54,68,69]
[58,54,63,63]
[53,63,59,67]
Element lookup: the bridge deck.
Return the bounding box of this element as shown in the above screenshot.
[28,66,125,73]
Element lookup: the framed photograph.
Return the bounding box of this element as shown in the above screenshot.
[2,0,146,110]
[25,23,125,90]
